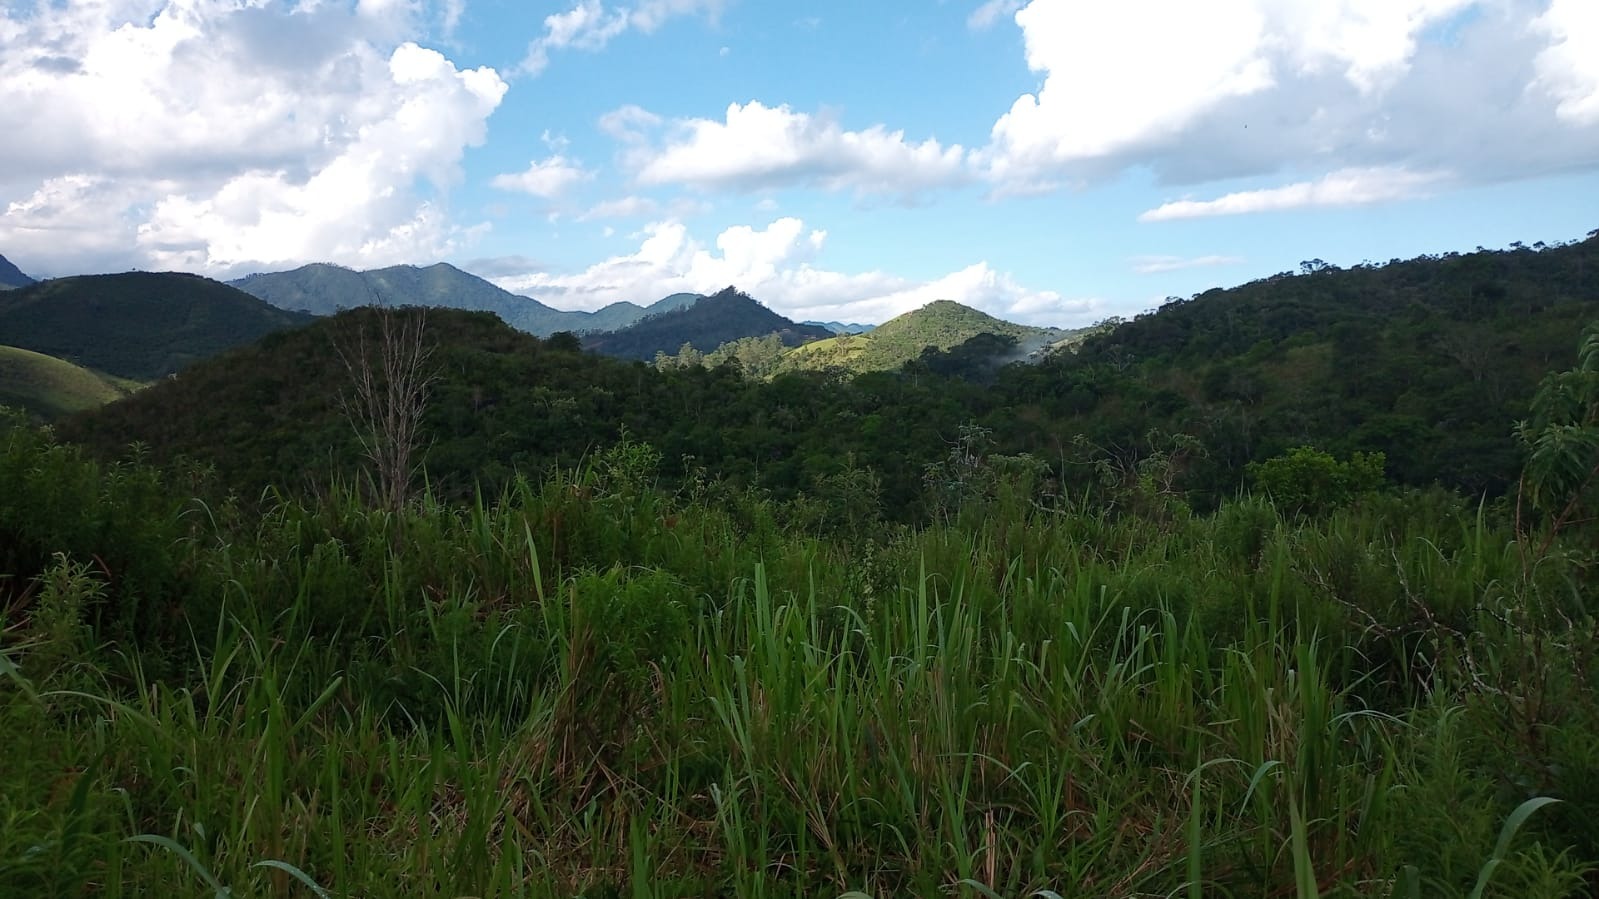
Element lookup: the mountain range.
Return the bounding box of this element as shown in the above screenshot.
[229,263,700,337]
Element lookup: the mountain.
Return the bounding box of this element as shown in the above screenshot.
[583,287,833,361]
[230,263,701,336]
[0,254,35,290]
[803,320,875,335]
[0,272,312,380]
[0,345,141,420]
[777,300,1083,375]
[55,233,1599,512]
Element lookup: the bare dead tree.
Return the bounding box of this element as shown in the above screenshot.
[333,305,438,513]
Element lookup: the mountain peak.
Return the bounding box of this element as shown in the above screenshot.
[0,253,37,290]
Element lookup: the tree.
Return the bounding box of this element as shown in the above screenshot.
[333,306,438,513]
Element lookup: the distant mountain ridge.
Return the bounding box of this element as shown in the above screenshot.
[0,271,312,379]
[584,287,834,361]
[0,253,36,290]
[230,263,699,336]
[803,320,875,335]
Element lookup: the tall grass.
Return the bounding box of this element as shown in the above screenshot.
[2,426,1595,896]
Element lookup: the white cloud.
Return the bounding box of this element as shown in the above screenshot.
[1131,254,1247,274]
[977,0,1599,197]
[489,217,1095,326]
[491,156,592,197]
[1534,0,1599,124]
[0,3,506,276]
[622,101,969,196]
[520,0,726,76]
[968,0,1023,31]
[1138,167,1445,221]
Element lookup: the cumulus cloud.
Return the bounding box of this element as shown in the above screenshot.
[491,156,593,197]
[0,2,506,276]
[489,217,1094,326]
[519,0,727,76]
[619,101,969,196]
[978,0,1599,199]
[1138,167,1446,221]
[1534,0,1599,124]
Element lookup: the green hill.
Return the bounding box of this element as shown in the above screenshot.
[0,272,312,380]
[230,263,699,336]
[0,345,140,419]
[776,300,1084,375]
[0,253,35,290]
[583,287,833,361]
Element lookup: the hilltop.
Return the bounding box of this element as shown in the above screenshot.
[773,300,1084,376]
[230,263,699,336]
[0,253,35,290]
[0,272,312,380]
[0,345,140,420]
[583,287,833,361]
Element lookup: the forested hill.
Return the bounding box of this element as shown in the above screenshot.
[57,234,1599,515]
[1022,233,1599,496]
[583,288,833,361]
[775,300,1081,375]
[0,272,311,379]
[0,253,34,289]
[230,262,695,337]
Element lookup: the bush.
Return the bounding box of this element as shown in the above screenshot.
[1248,445,1386,514]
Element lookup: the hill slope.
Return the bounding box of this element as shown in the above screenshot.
[0,254,35,290]
[777,300,1082,375]
[584,288,833,361]
[231,263,699,336]
[0,272,313,379]
[0,345,140,419]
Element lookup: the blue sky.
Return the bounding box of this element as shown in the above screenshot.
[1,1,1596,325]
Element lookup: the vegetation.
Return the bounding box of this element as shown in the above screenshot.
[772,300,1084,376]
[0,346,141,420]
[584,288,833,362]
[7,375,1599,894]
[0,272,311,379]
[8,233,1599,895]
[231,262,700,337]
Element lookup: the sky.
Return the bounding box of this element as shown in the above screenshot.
[1,0,1596,327]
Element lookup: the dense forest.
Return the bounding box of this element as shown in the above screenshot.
[6,234,1599,896]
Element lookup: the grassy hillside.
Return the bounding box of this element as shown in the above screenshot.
[231,263,701,336]
[583,287,832,361]
[0,345,139,419]
[0,272,312,379]
[775,299,1082,375]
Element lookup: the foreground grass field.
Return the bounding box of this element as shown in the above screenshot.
[3,421,1598,897]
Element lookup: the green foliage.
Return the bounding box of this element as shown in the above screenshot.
[1516,323,1599,525]
[1248,446,1387,514]
[3,421,1599,895]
